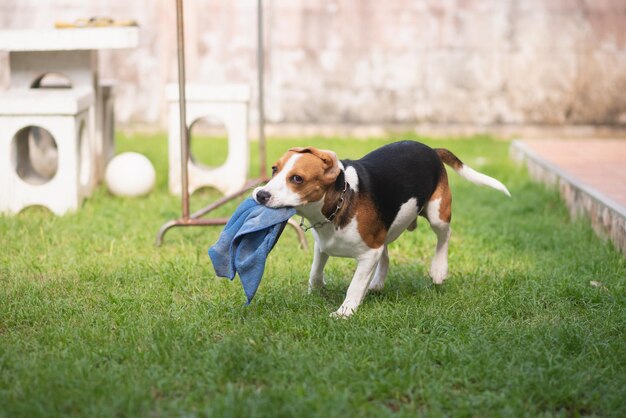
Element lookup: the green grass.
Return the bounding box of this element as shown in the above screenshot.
[1,133,624,418]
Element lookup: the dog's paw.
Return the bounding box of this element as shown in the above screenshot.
[429,266,448,285]
[330,305,356,319]
[307,276,326,294]
[368,280,385,292]
[308,285,324,294]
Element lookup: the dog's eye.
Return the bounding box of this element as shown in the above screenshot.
[271,166,278,177]
[290,175,303,184]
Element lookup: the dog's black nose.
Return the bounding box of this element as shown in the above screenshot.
[256,190,271,205]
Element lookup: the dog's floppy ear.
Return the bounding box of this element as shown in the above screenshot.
[289,146,340,182]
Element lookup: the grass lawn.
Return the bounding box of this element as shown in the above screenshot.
[1,133,625,418]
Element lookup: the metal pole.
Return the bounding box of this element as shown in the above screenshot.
[176,0,190,219]
[257,0,267,178]
[156,0,308,249]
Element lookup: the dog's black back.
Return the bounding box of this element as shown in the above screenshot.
[341,141,443,229]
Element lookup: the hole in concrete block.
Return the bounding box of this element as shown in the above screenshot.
[192,185,224,199]
[188,116,228,169]
[30,72,72,89]
[11,126,59,185]
[17,205,54,216]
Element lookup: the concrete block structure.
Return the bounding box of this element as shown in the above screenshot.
[167,83,250,196]
[0,88,94,215]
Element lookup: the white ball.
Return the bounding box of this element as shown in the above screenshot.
[105,152,156,197]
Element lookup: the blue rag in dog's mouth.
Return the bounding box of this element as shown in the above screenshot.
[208,198,296,304]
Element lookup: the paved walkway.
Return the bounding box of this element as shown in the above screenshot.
[511,139,626,255]
[521,139,626,209]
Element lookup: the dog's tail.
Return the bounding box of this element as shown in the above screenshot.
[435,148,511,197]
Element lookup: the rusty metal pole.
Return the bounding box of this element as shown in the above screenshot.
[155,0,308,250]
[176,0,190,219]
[257,0,266,178]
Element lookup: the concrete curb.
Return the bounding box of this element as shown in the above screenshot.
[511,140,626,256]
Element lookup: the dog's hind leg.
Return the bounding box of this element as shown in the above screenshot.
[425,173,452,285]
[308,242,329,293]
[428,218,450,284]
[368,245,389,292]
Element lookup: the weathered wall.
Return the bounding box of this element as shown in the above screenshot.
[1,0,625,126]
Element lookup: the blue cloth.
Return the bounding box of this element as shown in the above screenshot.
[208,198,296,304]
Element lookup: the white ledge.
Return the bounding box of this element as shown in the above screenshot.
[0,27,139,52]
[0,88,94,115]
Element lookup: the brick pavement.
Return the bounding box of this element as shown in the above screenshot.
[511,139,626,255]
[521,139,626,210]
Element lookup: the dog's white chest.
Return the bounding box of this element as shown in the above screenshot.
[313,218,371,258]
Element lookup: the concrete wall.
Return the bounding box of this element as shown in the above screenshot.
[1,0,625,127]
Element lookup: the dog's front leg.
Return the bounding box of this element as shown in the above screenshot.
[332,248,383,318]
[308,242,329,293]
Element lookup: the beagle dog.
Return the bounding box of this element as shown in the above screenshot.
[254,141,510,317]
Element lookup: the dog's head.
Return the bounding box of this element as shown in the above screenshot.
[253,146,341,208]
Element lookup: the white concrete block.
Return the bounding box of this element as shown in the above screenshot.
[6,50,101,189]
[0,87,94,215]
[167,84,250,196]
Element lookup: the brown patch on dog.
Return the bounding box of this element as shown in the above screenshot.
[427,167,452,223]
[355,195,387,249]
[268,149,341,205]
[289,146,340,182]
[271,151,296,176]
[435,148,463,171]
[321,184,356,229]
[284,152,336,203]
